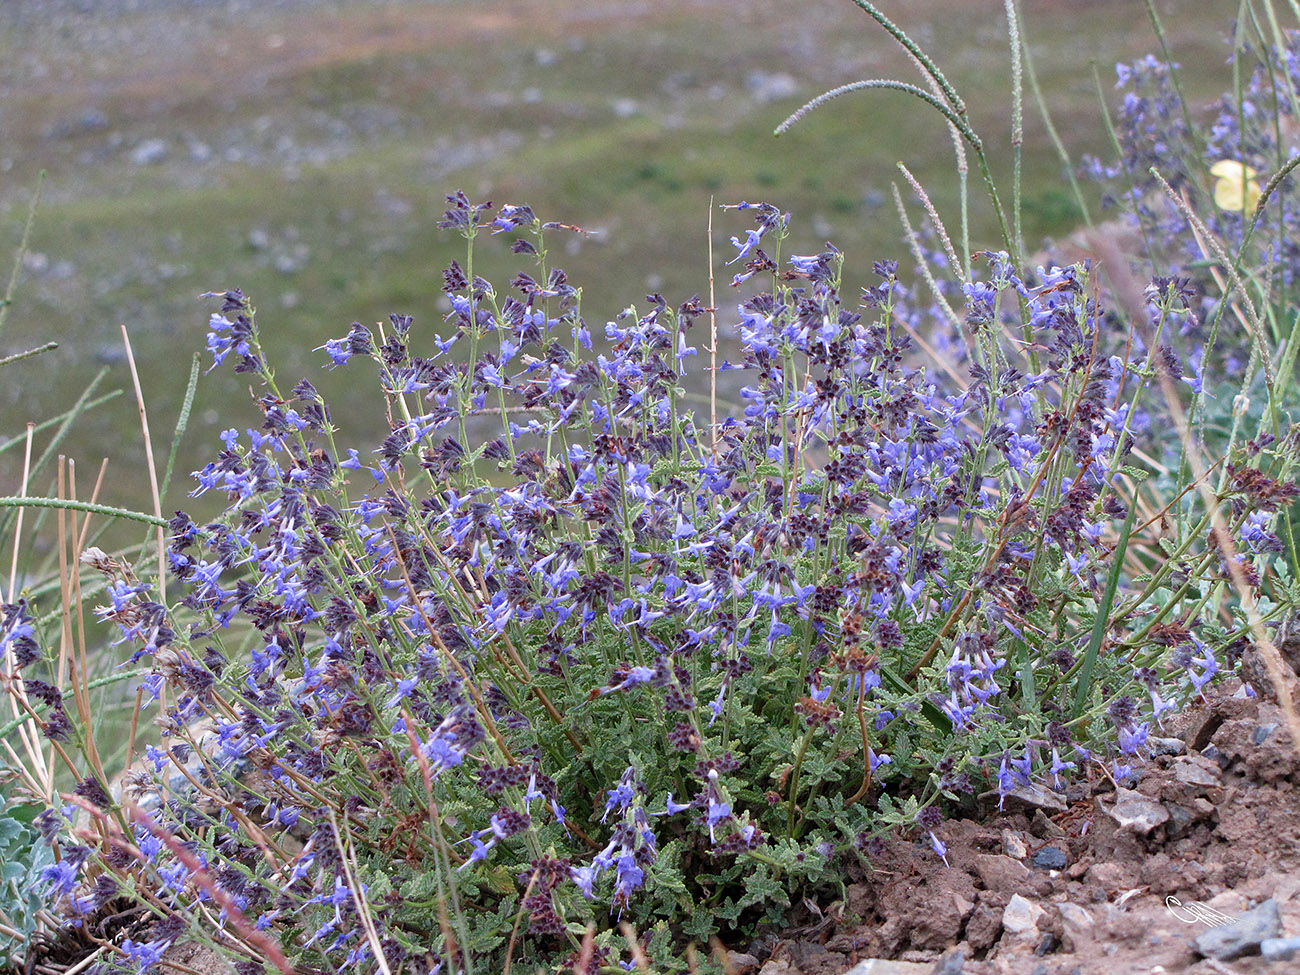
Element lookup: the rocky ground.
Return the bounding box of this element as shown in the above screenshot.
[734,683,1300,975]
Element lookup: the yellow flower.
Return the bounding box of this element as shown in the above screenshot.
[1210,160,1262,213]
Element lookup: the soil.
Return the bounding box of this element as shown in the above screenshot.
[724,678,1300,975]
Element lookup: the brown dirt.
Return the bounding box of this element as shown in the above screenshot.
[727,679,1300,975]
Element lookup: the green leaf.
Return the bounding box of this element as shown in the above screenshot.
[482,865,517,896]
[1116,467,1149,483]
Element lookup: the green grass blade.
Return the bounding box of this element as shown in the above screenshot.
[0,497,165,528]
[158,354,201,503]
[1072,493,1139,719]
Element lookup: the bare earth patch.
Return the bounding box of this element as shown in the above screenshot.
[731,680,1300,975]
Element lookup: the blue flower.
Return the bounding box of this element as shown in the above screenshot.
[929,831,950,868]
[727,229,763,266]
[40,860,78,899]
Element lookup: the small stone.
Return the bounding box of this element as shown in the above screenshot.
[611,98,640,118]
[1032,846,1067,870]
[1001,829,1028,859]
[1261,936,1300,961]
[1147,736,1186,755]
[1192,898,1282,960]
[1172,759,1220,788]
[1166,803,1197,836]
[974,854,1031,890]
[726,951,760,973]
[1252,723,1278,745]
[951,893,974,920]
[745,70,799,103]
[840,960,934,975]
[1029,808,1066,839]
[1105,788,1170,834]
[981,781,1068,813]
[931,948,965,974]
[1002,894,1045,936]
[1058,903,1093,931]
[130,138,169,165]
[965,901,1004,952]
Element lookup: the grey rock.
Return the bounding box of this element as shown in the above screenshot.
[1002,894,1044,936]
[974,854,1031,890]
[1001,828,1028,859]
[1253,722,1278,745]
[930,949,964,975]
[725,951,760,973]
[1029,808,1067,838]
[841,962,934,975]
[1172,759,1220,787]
[1032,846,1067,870]
[1058,903,1093,931]
[981,781,1068,813]
[745,70,798,103]
[1105,788,1170,834]
[1261,936,1300,961]
[1147,735,1186,755]
[1193,898,1282,960]
[1166,802,1197,836]
[130,137,168,165]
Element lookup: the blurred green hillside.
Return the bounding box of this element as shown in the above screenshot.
[0,0,1228,520]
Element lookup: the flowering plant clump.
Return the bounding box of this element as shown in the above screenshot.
[5,4,1300,975]
[1084,34,1300,386]
[7,179,1295,975]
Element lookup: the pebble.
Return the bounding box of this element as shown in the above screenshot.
[726,951,760,973]
[1001,828,1028,859]
[973,854,1031,890]
[982,781,1068,813]
[1029,808,1066,839]
[1104,788,1170,834]
[932,949,965,974]
[1261,936,1300,961]
[1172,759,1220,787]
[1201,743,1231,769]
[130,137,169,165]
[1192,898,1281,960]
[1032,846,1067,870]
[1058,902,1094,931]
[1147,735,1186,755]
[1002,894,1045,936]
[1252,722,1278,744]
[839,960,934,975]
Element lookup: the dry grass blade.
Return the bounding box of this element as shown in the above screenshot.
[1154,373,1300,766]
[120,326,167,604]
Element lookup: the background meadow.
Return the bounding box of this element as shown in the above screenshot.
[1,0,1228,523]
